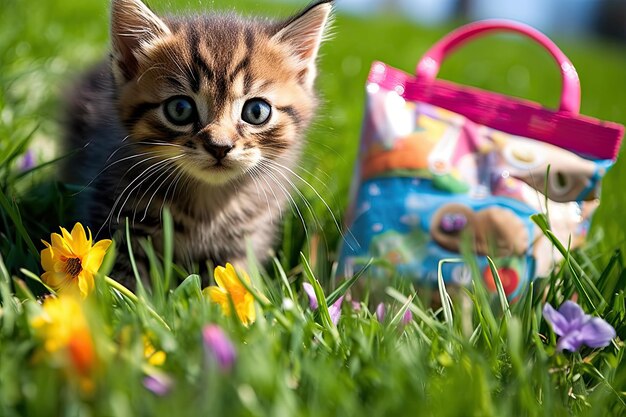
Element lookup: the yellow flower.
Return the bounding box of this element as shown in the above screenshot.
[41,223,111,298]
[204,263,256,326]
[144,337,166,367]
[30,296,96,375]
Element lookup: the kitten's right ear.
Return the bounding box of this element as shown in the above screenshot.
[272,0,333,90]
[110,0,171,83]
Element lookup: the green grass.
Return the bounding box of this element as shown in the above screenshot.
[1,0,626,415]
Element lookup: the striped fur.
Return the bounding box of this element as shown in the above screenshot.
[63,0,332,284]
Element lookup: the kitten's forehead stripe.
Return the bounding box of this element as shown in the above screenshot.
[244,27,255,50]
[229,56,250,83]
[243,72,254,96]
[186,28,213,92]
[214,72,228,114]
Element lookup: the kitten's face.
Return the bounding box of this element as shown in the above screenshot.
[111,0,331,185]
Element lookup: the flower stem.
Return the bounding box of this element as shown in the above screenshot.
[104,276,171,331]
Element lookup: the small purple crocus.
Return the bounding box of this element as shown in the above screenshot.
[543,301,616,352]
[19,149,35,171]
[303,283,343,325]
[328,296,344,325]
[402,308,413,325]
[375,303,386,322]
[302,283,318,310]
[202,324,237,371]
[143,373,172,396]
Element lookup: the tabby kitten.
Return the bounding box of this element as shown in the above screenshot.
[64,0,332,283]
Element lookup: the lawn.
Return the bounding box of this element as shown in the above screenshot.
[1,0,626,415]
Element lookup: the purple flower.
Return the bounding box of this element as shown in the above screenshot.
[375,303,411,325]
[143,373,172,396]
[303,283,318,310]
[328,296,344,325]
[303,283,343,325]
[375,303,386,322]
[543,301,616,352]
[402,308,413,325]
[202,324,237,371]
[19,149,35,171]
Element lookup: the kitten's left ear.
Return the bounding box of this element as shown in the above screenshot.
[272,0,333,89]
[110,0,171,83]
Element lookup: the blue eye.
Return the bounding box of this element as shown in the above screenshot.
[241,99,271,125]
[164,96,196,125]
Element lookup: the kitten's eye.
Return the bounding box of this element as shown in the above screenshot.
[164,96,197,125]
[241,99,271,125]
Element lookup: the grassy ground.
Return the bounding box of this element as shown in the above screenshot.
[1,0,626,415]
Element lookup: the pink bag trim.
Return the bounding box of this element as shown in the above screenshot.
[368,62,623,161]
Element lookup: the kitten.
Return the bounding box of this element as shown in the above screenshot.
[63,0,332,284]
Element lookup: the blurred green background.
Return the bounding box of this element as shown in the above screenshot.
[1,0,625,267]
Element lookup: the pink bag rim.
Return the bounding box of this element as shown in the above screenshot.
[368,61,624,161]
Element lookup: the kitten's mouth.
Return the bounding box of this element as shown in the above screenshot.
[183,158,250,185]
[178,150,260,186]
[207,160,233,170]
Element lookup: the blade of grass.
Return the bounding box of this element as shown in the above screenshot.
[486,257,511,320]
[273,257,295,301]
[437,258,461,328]
[385,287,444,334]
[0,124,38,168]
[0,188,39,259]
[388,293,415,327]
[532,213,605,311]
[327,258,372,306]
[162,208,174,293]
[104,276,170,331]
[19,268,56,294]
[300,253,340,345]
[12,277,36,302]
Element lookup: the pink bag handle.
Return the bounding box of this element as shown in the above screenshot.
[416,20,581,114]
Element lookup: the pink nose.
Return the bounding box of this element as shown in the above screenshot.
[203,143,233,160]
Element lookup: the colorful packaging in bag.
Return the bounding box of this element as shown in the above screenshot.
[338,20,624,299]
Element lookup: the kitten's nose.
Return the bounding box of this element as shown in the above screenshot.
[203,142,233,160]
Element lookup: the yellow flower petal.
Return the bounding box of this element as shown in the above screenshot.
[148,350,166,366]
[50,233,72,257]
[235,295,256,326]
[205,286,231,316]
[60,226,72,243]
[82,239,111,273]
[77,272,95,299]
[52,260,66,273]
[41,247,55,272]
[226,263,251,285]
[213,265,231,290]
[42,271,71,289]
[207,264,257,325]
[70,223,90,256]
